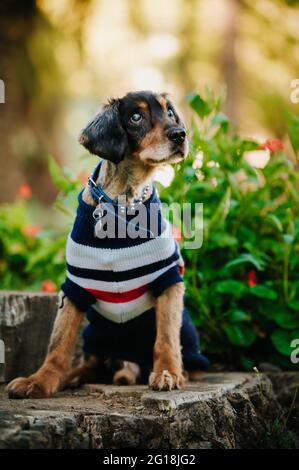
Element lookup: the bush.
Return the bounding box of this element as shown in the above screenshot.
[161,90,299,369]
[0,161,82,293]
[0,198,66,292]
[1,90,299,369]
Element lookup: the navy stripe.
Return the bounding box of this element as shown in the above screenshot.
[67,248,180,282]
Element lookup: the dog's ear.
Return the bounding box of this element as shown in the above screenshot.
[79,99,128,163]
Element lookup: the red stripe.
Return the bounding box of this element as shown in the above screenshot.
[179,265,185,276]
[86,283,149,303]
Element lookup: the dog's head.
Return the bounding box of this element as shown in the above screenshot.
[79,91,188,165]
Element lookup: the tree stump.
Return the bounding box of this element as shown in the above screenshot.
[0,291,58,382]
[0,373,288,449]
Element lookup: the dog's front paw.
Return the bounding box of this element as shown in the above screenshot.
[149,369,186,391]
[6,377,48,399]
[6,373,60,399]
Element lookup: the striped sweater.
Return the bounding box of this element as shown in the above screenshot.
[61,186,184,323]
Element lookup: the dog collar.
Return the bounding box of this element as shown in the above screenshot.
[87,160,155,237]
[88,161,115,205]
[88,161,152,207]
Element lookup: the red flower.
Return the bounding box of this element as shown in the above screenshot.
[22,225,40,237]
[172,224,182,242]
[259,139,284,153]
[42,280,56,293]
[17,183,32,199]
[247,270,257,288]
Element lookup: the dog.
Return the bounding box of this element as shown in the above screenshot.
[6,91,209,399]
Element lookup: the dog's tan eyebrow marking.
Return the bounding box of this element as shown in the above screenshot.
[157,95,167,111]
[136,101,148,109]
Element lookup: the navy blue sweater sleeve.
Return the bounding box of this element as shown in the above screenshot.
[151,264,183,298]
[61,277,96,312]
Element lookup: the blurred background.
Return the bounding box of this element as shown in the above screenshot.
[1,0,299,370]
[1,0,299,205]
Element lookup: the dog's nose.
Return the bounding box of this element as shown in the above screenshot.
[79,132,89,145]
[167,127,186,145]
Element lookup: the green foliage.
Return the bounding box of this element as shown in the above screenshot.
[0,158,83,292]
[161,90,299,369]
[1,92,299,370]
[0,200,66,291]
[286,110,299,157]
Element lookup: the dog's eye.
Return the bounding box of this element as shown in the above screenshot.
[130,113,142,123]
[167,107,175,119]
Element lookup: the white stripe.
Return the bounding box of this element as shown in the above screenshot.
[66,221,177,272]
[66,259,180,293]
[92,292,155,323]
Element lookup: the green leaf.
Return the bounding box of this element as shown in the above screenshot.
[224,324,256,347]
[210,233,238,248]
[294,218,299,241]
[215,280,247,297]
[224,253,267,271]
[187,92,211,118]
[286,110,299,154]
[273,311,299,330]
[224,310,250,323]
[240,140,259,152]
[211,112,229,132]
[271,329,299,356]
[266,214,283,233]
[48,156,70,192]
[207,186,231,235]
[288,300,299,312]
[250,285,278,300]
